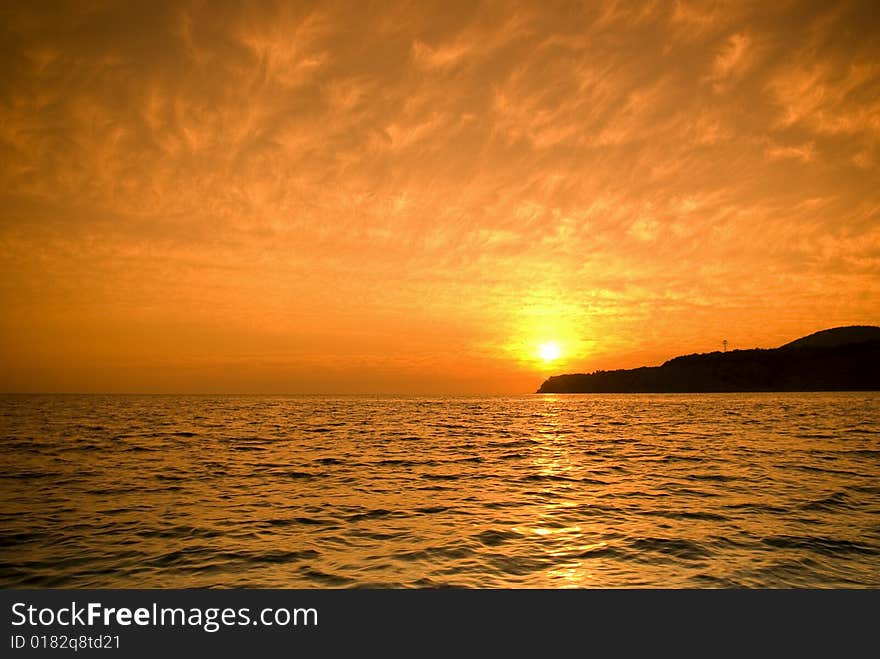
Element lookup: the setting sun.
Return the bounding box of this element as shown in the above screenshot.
[538,342,562,362]
[1,0,878,608]
[0,1,876,399]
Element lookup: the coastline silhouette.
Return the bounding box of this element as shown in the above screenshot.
[537,326,880,393]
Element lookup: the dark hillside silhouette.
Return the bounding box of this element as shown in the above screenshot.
[778,325,880,350]
[537,326,880,393]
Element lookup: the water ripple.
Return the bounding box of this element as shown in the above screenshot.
[1,392,878,588]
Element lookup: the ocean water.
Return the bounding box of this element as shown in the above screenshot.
[1,393,878,588]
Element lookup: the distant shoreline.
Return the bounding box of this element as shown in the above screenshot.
[537,326,880,394]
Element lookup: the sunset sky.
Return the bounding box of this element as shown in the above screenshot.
[1,1,878,394]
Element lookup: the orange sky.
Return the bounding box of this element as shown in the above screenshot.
[1,1,878,394]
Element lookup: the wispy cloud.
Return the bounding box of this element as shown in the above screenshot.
[1,1,878,392]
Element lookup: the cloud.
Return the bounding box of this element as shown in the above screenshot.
[0,0,878,392]
[765,142,816,163]
[707,32,755,91]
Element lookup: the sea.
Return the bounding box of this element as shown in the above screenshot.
[1,393,878,588]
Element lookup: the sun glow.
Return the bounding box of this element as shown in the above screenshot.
[538,342,562,362]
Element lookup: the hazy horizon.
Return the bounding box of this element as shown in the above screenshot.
[2,324,877,395]
[2,1,878,394]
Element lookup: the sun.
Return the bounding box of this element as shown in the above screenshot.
[538,342,562,362]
